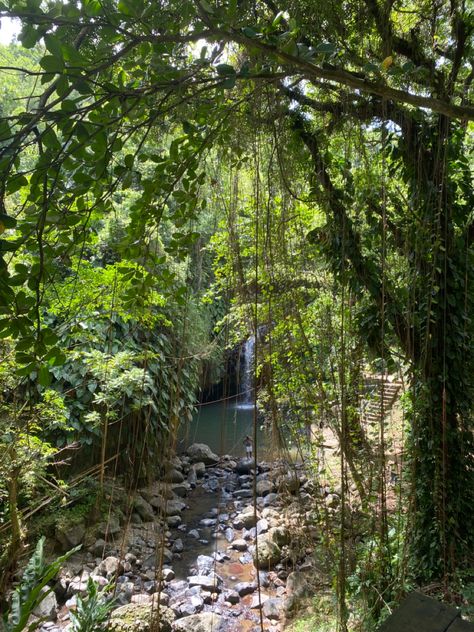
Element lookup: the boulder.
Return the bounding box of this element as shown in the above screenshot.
[97,515,121,537]
[96,556,124,578]
[33,588,57,621]
[231,539,248,551]
[186,444,219,465]
[256,479,274,497]
[56,521,86,549]
[109,603,174,632]
[187,574,222,593]
[171,613,223,632]
[133,495,155,522]
[262,597,282,620]
[286,571,310,599]
[235,459,253,474]
[163,469,185,484]
[252,538,281,569]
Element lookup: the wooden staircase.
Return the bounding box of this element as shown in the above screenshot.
[361,375,403,426]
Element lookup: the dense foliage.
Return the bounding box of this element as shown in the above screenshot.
[0,0,473,627]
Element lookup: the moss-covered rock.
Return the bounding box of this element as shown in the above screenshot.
[109,602,174,632]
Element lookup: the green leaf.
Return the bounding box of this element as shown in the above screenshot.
[40,55,64,73]
[44,34,64,61]
[216,63,236,76]
[0,119,11,141]
[20,25,40,48]
[38,365,52,387]
[0,213,17,230]
[315,42,336,54]
[6,175,28,194]
[242,26,258,38]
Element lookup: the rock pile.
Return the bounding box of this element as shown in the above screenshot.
[36,445,318,632]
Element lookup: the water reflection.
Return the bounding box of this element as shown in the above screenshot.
[179,399,267,458]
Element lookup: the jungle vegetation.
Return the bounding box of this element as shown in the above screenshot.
[0,0,473,629]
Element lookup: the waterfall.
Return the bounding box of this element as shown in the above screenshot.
[238,335,255,408]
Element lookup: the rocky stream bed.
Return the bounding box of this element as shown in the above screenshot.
[34,443,329,632]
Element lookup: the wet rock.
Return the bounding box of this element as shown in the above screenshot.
[226,590,240,604]
[187,444,219,465]
[233,489,253,499]
[166,500,186,516]
[109,603,175,632]
[161,567,175,581]
[199,518,216,527]
[256,518,269,535]
[191,462,206,477]
[234,581,256,597]
[167,515,182,528]
[187,575,222,593]
[133,496,155,522]
[172,539,184,553]
[188,529,200,539]
[231,539,248,551]
[195,554,215,575]
[171,613,223,632]
[224,528,234,542]
[171,483,190,497]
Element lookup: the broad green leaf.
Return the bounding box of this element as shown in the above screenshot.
[315,42,336,54]
[40,55,64,73]
[216,63,236,76]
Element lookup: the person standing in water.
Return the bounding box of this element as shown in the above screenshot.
[243,435,253,459]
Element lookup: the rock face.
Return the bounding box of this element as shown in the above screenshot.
[109,603,175,632]
[186,444,219,465]
[171,613,223,632]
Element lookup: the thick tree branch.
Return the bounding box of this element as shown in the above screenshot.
[213,28,474,121]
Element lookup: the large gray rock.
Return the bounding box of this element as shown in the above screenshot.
[133,495,155,522]
[33,587,57,621]
[56,521,86,549]
[252,537,282,569]
[96,556,124,578]
[171,613,223,632]
[186,444,219,465]
[163,469,185,484]
[235,458,253,474]
[187,574,222,593]
[109,602,174,632]
[262,597,282,620]
[256,479,274,497]
[97,515,121,536]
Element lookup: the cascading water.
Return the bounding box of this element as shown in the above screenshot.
[237,335,255,409]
